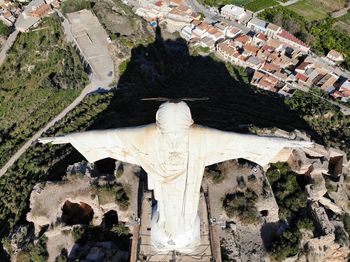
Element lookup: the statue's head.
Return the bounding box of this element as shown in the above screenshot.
[156,101,193,133]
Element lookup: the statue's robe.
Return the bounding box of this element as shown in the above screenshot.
[65,124,311,242]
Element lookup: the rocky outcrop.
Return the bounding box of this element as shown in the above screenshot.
[26,160,140,262]
[304,234,350,262]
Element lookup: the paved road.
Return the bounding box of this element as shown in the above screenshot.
[0,30,19,66]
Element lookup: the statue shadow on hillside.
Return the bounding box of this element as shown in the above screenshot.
[88,26,323,144]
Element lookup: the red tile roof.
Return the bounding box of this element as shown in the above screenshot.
[234,34,250,44]
[155,1,163,7]
[243,43,259,55]
[262,62,280,72]
[261,45,275,52]
[277,30,308,48]
[217,42,237,57]
[296,62,311,71]
[30,4,51,18]
[296,73,308,82]
[256,33,267,41]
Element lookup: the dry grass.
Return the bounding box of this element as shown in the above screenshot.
[310,0,347,12]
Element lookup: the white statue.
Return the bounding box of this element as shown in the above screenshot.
[39,101,313,251]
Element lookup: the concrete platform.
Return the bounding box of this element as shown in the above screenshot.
[66,9,114,83]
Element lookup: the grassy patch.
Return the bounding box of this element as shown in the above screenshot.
[0,16,88,168]
[118,59,130,77]
[286,0,328,21]
[61,0,91,15]
[244,0,279,12]
[310,0,347,12]
[202,0,254,7]
[334,12,350,35]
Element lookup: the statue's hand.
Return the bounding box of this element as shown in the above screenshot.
[288,140,314,148]
[38,136,70,144]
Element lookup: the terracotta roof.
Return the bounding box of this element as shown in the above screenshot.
[217,42,237,57]
[262,62,280,72]
[3,11,12,18]
[261,45,275,52]
[207,27,218,34]
[170,0,183,5]
[296,62,311,71]
[263,74,278,85]
[277,30,307,48]
[239,55,249,62]
[296,73,308,82]
[197,22,210,31]
[327,49,343,60]
[30,4,51,18]
[267,23,280,31]
[252,70,264,80]
[244,43,259,55]
[331,91,345,98]
[256,33,267,41]
[155,1,163,7]
[266,39,283,49]
[234,34,250,44]
[229,27,241,35]
[191,19,202,26]
[177,4,190,12]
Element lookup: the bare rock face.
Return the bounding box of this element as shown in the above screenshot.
[26,160,140,262]
[303,234,350,262]
[27,161,139,235]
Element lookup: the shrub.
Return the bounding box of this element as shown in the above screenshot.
[28,236,48,262]
[111,224,129,236]
[223,189,259,224]
[267,162,307,220]
[248,174,257,182]
[236,176,246,189]
[343,213,350,236]
[269,228,301,261]
[72,226,86,242]
[205,169,225,184]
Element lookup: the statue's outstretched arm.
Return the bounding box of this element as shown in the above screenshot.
[38,129,140,165]
[38,136,70,144]
[202,127,313,168]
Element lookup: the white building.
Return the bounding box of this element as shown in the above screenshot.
[247,18,267,33]
[221,5,246,21]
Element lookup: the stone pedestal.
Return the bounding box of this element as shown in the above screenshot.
[137,191,213,262]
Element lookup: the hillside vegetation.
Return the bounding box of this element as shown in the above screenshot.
[0,16,88,168]
[0,21,11,37]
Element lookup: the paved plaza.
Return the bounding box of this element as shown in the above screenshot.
[67,9,114,84]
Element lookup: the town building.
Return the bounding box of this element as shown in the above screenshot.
[326,50,344,63]
[251,70,281,92]
[247,18,267,33]
[221,5,246,21]
[276,30,309,53]
[265,23,282,38]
